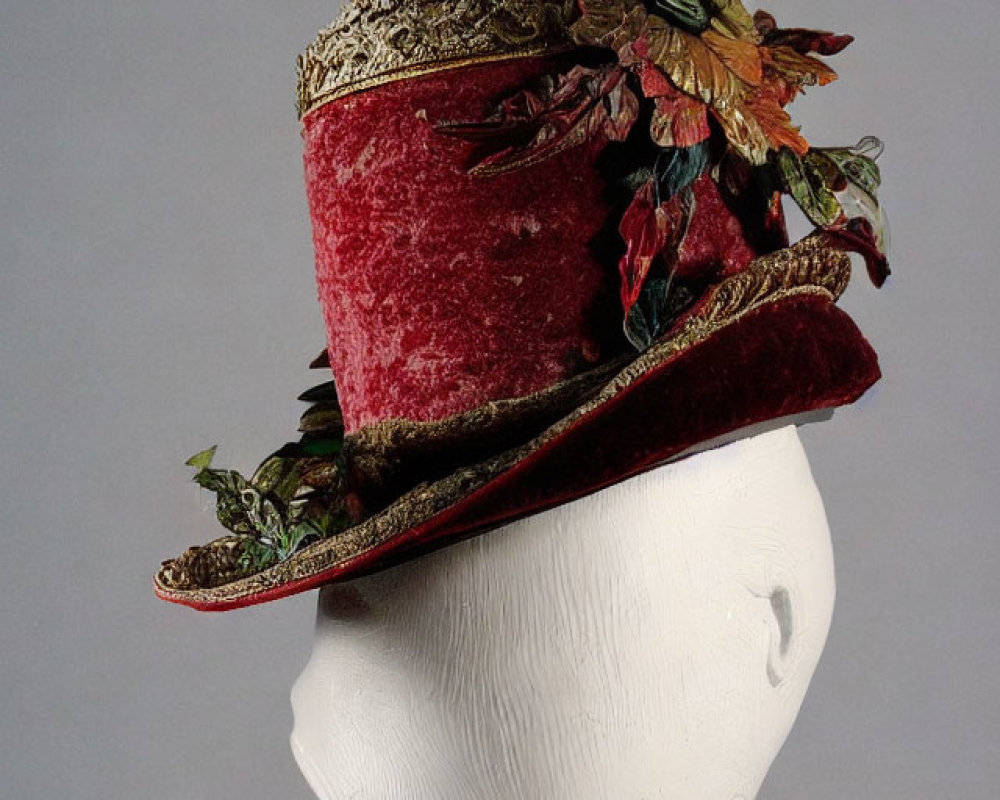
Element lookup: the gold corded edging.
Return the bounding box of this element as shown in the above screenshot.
[296,0,576,119]
[155,237,852,604]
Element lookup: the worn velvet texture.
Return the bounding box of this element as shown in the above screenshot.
[302,57,777,433]
[303,57,608,432]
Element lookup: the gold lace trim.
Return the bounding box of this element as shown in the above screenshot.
[296,0,576,119]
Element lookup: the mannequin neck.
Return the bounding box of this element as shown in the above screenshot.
[291,425,836,800]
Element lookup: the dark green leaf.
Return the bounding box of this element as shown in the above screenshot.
[298,403,345,435]
[191,467,247,497]
[298,380,340,405]
[239,539,279,573]
[301,439,344,458]
[624,278,696,351]
[251,448,311,503]
[186,438,353,577]
[625,278,669,351]
[655,142,711,200]
[276,522,317,561]
[622,166,656,194]
[650,0,710,33]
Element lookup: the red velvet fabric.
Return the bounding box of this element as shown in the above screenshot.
[302,57,779,432]
[303,57,615,432]
[677,174,772,280]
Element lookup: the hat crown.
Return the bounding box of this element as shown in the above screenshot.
[296,0,575,118]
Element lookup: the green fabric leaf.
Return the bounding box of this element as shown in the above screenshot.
[650,0,711,33]
[186,435,351,576]
[625,278,671,351]
[298,402,345,435]
[815,136,883,201]
[624,278,696,351]
[775,147,843,228]
[185,446,217,471]
[250,447,303,501]
[183,363,355,583]
[622,166,656,193]
[190,462,254,535]
[297,380,340,405]
[276,522,318,562]
[777,137,887,264]
[190,465,246,496]
[656,142,711,200]
[239,539,279,573]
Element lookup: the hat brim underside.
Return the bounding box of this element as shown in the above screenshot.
[155,239,879,611]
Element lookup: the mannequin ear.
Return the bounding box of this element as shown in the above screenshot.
[765,576,801,688]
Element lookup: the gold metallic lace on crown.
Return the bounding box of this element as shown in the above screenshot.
[296,0,577,119]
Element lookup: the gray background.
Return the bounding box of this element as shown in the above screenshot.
[1,1,997,798]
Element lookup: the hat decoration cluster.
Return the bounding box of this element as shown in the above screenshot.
[158,0,890,602]
[174,376,357,584]
[437,0,889,349]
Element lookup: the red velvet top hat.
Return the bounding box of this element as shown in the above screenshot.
[155,0,889,611]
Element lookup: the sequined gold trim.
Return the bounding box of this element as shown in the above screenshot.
[155,237,851,605]
[296,0,576,119]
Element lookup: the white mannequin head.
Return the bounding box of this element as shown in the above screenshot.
[291,425,836,800]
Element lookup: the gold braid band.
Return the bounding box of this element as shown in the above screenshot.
[296,0,577,119]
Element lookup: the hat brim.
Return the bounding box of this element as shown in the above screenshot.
[155,240,879,611]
